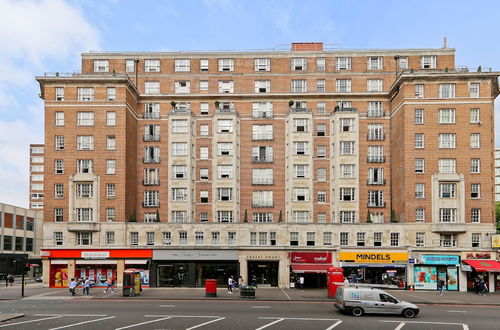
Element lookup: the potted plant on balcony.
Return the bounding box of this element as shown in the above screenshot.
[215,100,220,109]
[288,100,294,107]
[170,101,177,109]
[129,209,137,222]
[156,209,161,222]
[367,210,372,223]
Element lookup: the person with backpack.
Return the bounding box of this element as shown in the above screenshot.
[104,277,115,293]
[478,279,488,296]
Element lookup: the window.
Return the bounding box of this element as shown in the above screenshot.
[172,211,187,223]
[368,190,385,207]
[470,108,480,123]
[54,208,63,222]
[210,232,220,245]
[340,232,349,246]
[471,233,480,248]
[438,159,456,173]
[31,183,43,191]
[439,109,455,124]
[316,79,325,92]
[175,59,190,72]
[316,123,326,136]
[317,168,327,181]
[317,102,326,114]
[145,81,160,94]
[420,55,436,69]
[368,124,384,141]
[171,165,187,179]
[414,109,424,124]
[367,79,383,92]
[144,212,158,223]
[414,134,424,148]
[398,56,408,69]
[368,57,383,70]
[316,57,326,71]
[217,119,234,133]
[291,58,307,71]
[145,59,160,72]
[200,191,208,203]
[106,160,116,174]
[415,183,425,199]
[175,81,191,93]
[438,134,456,149]
[367,101,384,117]
[390,233,399,246]
[471,159,480,173]
[76,183,93,198]
[416,232,425,247]
[106,111,116,126]
[254,80,270,93]
[292,211,310,223]
[143,191,159,207]
[217,211,233,223]
[340,211,356,223]
[439,84,456,98]
[129,232,139,246]
[199,124,209,136]
[469,83,480,97]
[55,87,64,101]
[293,118,309,132]
[125,59,135,72]
[54,232,63,245]
[323,232,332,245]
[317,146,327,158]
[290,232,299,246]
[171,188,187,202]
[336,57,351,70]
[252,102,273,118]
[199,146,209,160]
[471,183,480,199]
[293,188,309,202]
[106,87,116,101]
[439,183,456,198]
[104,208,115,222]
[105,231,115,245]
[340,188,355,201]
[471,208,481,223]
[470,133,480,148]
[259,232,269,245]
[252,124,273,140]
[77,232,93,246]
[218,58,234,71]
[106,136,116,150]
[162,232,171,246]
[307,232,315,246]
[416,208,425,222]
[217,142,233,156]
[340,118,354,132]
[340,141,355,155]
[291,80,307,93]
[200,168,208,181]
[440,234,457,247]
[255,58,270,71]
[217,188,233,201]
[228,232,236,245]
[172,119,188,133]
[106,183,116,198]
[195,232,204,245]
[367,146,384,162]
[55,112,64,126]
[199,80,208,91]
[77,136,93,150]
[252,168,273,185]
[340,164,355,178]
[77,88,94,101]
[76,159,92,174]
[357,232,365,246]
[94,59,109,72]
[373,232,382,246]
[54,136,64,150]
[200,59,209,71]
[252,213,273,223]
[77,112,94,126]
[217,165,233,179]
[336,79,351,92]
[293,141,309,155]
[293,164,309,178]
[144,103,160,119]
[439,208,457,223]
[414,85,424,98]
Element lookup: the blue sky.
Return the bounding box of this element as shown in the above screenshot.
[0,0,499,207]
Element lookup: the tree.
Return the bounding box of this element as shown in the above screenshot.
[278,210,283,223]
[156,209,161,222]
[214,100,220,108]
[170,101,177,108]
[367,210,372,223]
[390,209,397,223]
[243,209,248,223]
[129,209,137,222]
[288,100,294,107]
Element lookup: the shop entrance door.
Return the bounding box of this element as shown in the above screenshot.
[157,263,191,287]
[247,261,279,287]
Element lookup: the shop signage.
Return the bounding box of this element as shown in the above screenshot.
[81,251,109,259]
[420,255,459,265]
[460,264,472,272]
[338,252,408,264]
[153,249,238,260]
[492,234,500,248]
[290,252,332,264]
[408,258,415,264]
[465,253,491,260]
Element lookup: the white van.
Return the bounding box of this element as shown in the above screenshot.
[334,286,419,318]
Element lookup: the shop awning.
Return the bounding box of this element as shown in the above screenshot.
[125,259,149,265]
[463,259,500,272]
[291,264,331,273]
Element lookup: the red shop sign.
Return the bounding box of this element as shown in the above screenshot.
[290,252,332,264]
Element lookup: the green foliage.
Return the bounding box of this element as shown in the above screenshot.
[156,209,161,222]
[129,209,137,222]
[243,209,248,223]
[496,203,500,233]
[288,100,294,107]
[390,209,397,223]
[170,101,177,108]
[278,210,283,223]
[367,210,372,223]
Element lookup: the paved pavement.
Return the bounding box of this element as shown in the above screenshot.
[1,284,499,305]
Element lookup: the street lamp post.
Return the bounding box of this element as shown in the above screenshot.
[21,258,25,297]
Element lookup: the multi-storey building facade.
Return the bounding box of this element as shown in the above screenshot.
[29,144,45,211]
[495,147,500,202]
[36,42,500,291]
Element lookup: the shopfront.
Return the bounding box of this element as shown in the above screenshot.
[42,249,152,288]
[289,252,332,288]
[151,250,239,287]
[338,251,408,289]
[461,252,500,293]
[240,250,288,287]
[413,255,459,291]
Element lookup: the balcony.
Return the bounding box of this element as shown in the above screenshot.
[252,178,274,185]
[252,156,273,163]
[252,112,273,119]
[143,134,160,142]
[334,106,358,113]
[252,134,273,141]
[367,134,386,141]
[143,179,160,186]
[67,222,100,232]
[367,179,386,185]
[142,202,160,208]
[252,202,274,208]
[289,107,312,114]
[367,156,386,163]
[367,110,385,118]
[143,112,161,119]
[432,223,467,233]
[367,202,386,208]
[143,157,160,164]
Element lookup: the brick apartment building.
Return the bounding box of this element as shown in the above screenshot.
[35,42,500,292]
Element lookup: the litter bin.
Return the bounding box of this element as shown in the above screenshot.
[240,285,256,298]
[205,279,217,297]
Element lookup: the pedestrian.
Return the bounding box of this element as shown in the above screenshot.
[478,279,488,296]
[227,276,234,293]
[83,277,91,295]
[7,274,14,287]
[104,277,115,293]
[68,278,77,296]
[437,279,445,295]
[299,276,305,290]
[344,277,350,287]
[251,274,257,288]
[238,276,244,290]
[474,278,481,295]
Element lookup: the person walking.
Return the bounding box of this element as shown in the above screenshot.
[299,276,305,290]
[238,276,244,290]
[7,274,14,287]
[344,277,350,287]
[83,277,91,296]
[227,276,234,293]
[251,274,257,288]
[104,277,115,293]
[437,279,445,295]
[478,279,488,296]
[68,278,77,296]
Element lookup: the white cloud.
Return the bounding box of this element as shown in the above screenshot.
[0,0,100,206]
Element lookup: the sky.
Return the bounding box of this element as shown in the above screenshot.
[0,0,499,208]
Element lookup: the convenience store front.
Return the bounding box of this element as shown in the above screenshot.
[413,255,460,291]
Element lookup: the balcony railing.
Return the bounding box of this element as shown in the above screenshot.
[367,156,386,163]
[252,156,273,163]
[143,112,161,119]
[143,157,161,164]
[367,202,386,208]
[367,110,385,118]
[367,179,386,185]
[252,202,274,208]
[334,106,358,112]
[289,107,312,113]
[67,222,100,232]
[252,134,273,141]
[143,179,160,186]
[143,134,160,142]
[367,134,386,141]
[252,112,273,119]
[252,178,274,185]
[142,202,160,208]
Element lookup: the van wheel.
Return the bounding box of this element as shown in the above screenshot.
[403,308,416,318]
[352,307,364,317]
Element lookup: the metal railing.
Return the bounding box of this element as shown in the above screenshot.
[252,156,273,163]
[367,202,386,208]
[367,179,386,185]
[143,134,160,142]
[143,157,161,164]
[367,156,386,163]
[367,133,386,141]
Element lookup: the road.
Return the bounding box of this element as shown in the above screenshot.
[1,298,498,329]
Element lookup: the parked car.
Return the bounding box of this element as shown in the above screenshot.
[334,286,419,318]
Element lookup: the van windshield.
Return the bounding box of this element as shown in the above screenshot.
[379,293,398,303]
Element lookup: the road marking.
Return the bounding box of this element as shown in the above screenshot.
[48,316,116,330]
[447,310,468,313]
[252,306,271,309]
[325,320,343,330]
[114,317,172,330]
[394,322,406,330]
[0,316,63,328]
[256,318,284,330]
[259,317,341,321]
[381,320,469,329]
[186,317,225,330]
[145,315,221,318]
[35,314,108,317]
[463,325,469,330]
[158,305,175,308]
[280,288,292,300]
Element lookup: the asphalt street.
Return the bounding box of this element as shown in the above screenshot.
[1,298,498,330]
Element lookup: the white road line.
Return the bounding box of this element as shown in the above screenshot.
[145,315,221,318]
[325,320,343,330]
[280,288,292,300]
[447,310,468,313]
[394,322,406,330]
[256,318,284,330]
[158,305,175,308]
[252,306,271,309]
[114,317,172,330]
[259,317,340,321]
[463,325,469,330]
[186,317,225,330]
[48,316,116,330]
[34,314,108,317]
[0,316,63,328]
[381,320,466,326]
